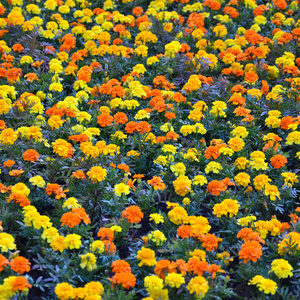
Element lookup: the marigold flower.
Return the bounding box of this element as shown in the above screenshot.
[0,128,18,145]
[165,273,185,288]
[122,205,144,223]
[97,227,114,242]
[206,180,227,196]
[200,233,219,251]
[87,166,107,183]
[270,154,287,169]
[55,282,75,300]
[114,183,130,197]
[270,259,293,279]
[249,276,277,295]
[137,247,157,267]
[10,256,31,274]
[7,193,30,207]
[3,160,15,168]
[111,260,131,273]
[80,253,97,271]
[187,276,209,297]
[50,236,66,253]
[147,176,166,190]
[52,139,74,158]
[154,260,177,279]
[168,206,188,225]
[177,225,193,238]
[239,241,262,263]
[144,275,164,293]
[173,175,192,196]
[23,149,39,162]
[0,232,17,252]
[64,234,81,250]
[149,213,164,224]
[0,254,9,271]
[110,272,136,290]
[148,230,167,246]
[11,276,32,293]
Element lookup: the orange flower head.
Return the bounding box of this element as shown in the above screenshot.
[111,260,131,273]
[23,149,39,162]
[10,256,31,274]
[0,254,9,271]
[238,241,262,263]
[207,264,225,279]
[122,206,144,224]
[97,227,114,242]
[154,259,177,279]
[177,225,194,238]
[200,233,219,251]
[71,170,87,180]
[3,160,15,168]
[109,272,136,290]
[270,154,287,169]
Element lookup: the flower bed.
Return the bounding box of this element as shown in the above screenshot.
[0,0,300,299]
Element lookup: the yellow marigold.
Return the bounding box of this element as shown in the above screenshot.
[64,234,81,250]
[144,275,164,294]
[253,174,271,191]
[165,273,185,288]
[87,166,107,183]
[148,230,167,246]
[187,276,209,297]
[173,176,192,196]
[0,232,17,252]
[114,183,130,197]
[168,206,188,225]
[52,139,74,158]
[270,259,293,279]
[228,137,245,152]
[234,172,251,187]
[264,184,280,201]
[170,163,186,176]
[213,199,240,218]
[55,283,75,300]
[149,213,164,224]
[80,253,97,271]
[137,247,157,267]
[205,161,223,174]
[0,128,18,145]
[234,157,249,170]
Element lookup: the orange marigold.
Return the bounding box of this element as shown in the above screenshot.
[7,193,30,207]
[177,225,194,238]
[114,112,128,124]
[97,113,113,127]
[0,254,9,271]
[207,264,225,279]
[238,241,262,263]
[23,149,39,162]
[10,256,31,274]
[103,240,117,256]
[206,180,227,196]
[154,260,177,279]
[109,272,136,290]
[200,233,219,251]
[11,276,32,292]
[3,160,15,167]
[270,154,287,169]
[186,257,208,276]
[122,205,144,224]
[147,176,166,190]
[111,260,131,273]
[71,170,87,180]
